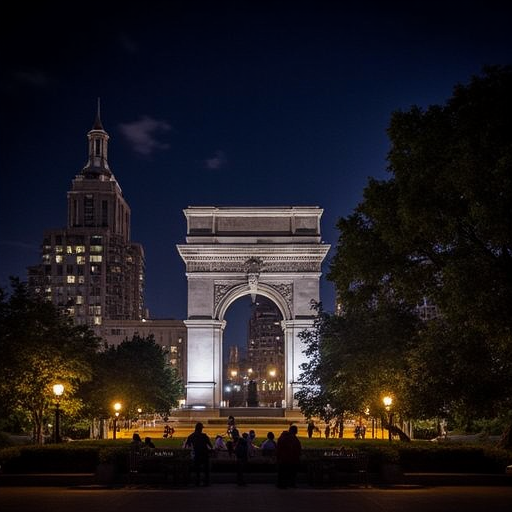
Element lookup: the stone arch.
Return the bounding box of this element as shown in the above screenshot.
[177,206,330,412]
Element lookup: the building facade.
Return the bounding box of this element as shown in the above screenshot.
[98,319,187,382]
[28,109,145,327]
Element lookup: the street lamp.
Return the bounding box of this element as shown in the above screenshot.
[53,384,64,443]
[383,396,393,441]
[113,402,122,440]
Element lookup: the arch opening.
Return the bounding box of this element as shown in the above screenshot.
[222,294,285,408]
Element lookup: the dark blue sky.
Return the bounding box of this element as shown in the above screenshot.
[2,1,512,334]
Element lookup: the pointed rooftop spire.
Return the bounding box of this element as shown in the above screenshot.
[81,99,111,177]
[92,97,104,131]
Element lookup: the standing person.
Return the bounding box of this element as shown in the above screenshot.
[185,422,213,487]
[307,420,315,439]
[276,425,302,488]
[247,429,258,457]
[227,415,236,438]
[232,429,248,486]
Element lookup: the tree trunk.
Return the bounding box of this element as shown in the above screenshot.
[497,421,512,449]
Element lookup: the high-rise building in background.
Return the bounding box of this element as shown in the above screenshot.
[28,108,145,328]
[247,297,284,406]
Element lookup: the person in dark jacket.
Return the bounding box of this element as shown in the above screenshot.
[276,425,302,488]
[232,429,249,486]
[185,422,213,486]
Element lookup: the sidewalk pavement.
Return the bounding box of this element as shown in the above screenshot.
[0,471,510,488]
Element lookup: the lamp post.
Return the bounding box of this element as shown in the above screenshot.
[383,396,393,441]
[53,384,64,443]
[113,402,122,440]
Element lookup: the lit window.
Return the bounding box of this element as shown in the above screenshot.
[77,255,86,265]
[67,307,75,316]
[42,254,51,263]
[93,316,102,325]
[90,255,102,262]
[90,245,102,253]
[55,246,63,253]
[75,245,85,253]
[55,255,63,263]
[78,276,85,284]
[88,305,101,315]
[170,346,178,353]
[170,359,177,366]
[67,275,75,284]
[76,296,83,304]
[66,246,73,254]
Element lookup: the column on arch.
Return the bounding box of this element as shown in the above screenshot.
[282,318,315,409]
[184,319,224,408]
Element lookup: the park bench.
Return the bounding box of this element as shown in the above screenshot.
[128,447,368,487]
[304,448,369,487]
[128,448,191,486]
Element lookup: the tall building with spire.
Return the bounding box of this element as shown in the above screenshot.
[28,106,145,327]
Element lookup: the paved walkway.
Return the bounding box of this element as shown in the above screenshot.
[1,484,512,512]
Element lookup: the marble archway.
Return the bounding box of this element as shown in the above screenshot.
[177,206,330,410]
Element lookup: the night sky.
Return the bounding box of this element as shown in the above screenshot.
[2,1,511,347]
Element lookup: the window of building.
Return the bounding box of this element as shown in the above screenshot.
[76,296,83,305]
[90,245,103,253]
[66,246,73,254]
[88,305,102,315]
[78,276,85,284]
[55,245,63,253]
[75,245,85,253]
[102,200,108,226]
[90,255,102,262]
[67,275,75,284]
[77,255,86,265]
[90,265,101,274]
[90,235,102,244]
[93,316,102,325]
[84,195,94,226]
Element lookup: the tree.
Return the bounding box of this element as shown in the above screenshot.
[327,66,512,438]
[0,278,100,443]
[296,301,416,438]
[83,335,184,422]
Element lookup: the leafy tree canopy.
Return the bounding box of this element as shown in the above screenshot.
[0,278,100,442]
[302,66,512,433]
[83,335,184,420]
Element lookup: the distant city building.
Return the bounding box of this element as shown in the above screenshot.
[28,108,145,328]
[98,319,187,380]
[246,297,284,406]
